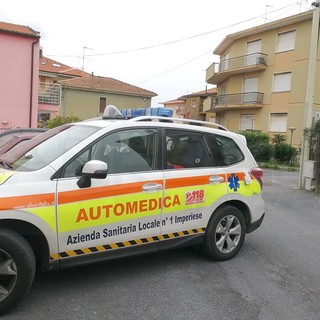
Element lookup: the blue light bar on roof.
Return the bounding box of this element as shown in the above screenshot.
[121,107,173,119]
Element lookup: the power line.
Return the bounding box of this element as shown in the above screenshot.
[45,1,303,86]
[48,2,299,59]
[135,50,212,85]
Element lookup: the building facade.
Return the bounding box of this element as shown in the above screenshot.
[38,54,90,122]
[0,21,40,129]
[206,10,320,147]
[1,21,158,127]
[160,87,217,121]
[59,75,157,120]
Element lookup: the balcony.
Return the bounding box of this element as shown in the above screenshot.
[206,53,267,84]
[211,92,264,111]
[38,82,61,105]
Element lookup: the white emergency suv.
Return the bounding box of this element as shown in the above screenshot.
[0,106,265,314]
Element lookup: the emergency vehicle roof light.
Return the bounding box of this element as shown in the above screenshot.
[102,105,124,119]
[121,107,173,119]
[101,105,228,131]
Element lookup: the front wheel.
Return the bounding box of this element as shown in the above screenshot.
[204,205,246,261]
[0,228,36,315]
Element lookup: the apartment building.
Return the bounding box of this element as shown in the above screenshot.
[38,54,90,122]
[160,87,217,120]
[206,9,320,148]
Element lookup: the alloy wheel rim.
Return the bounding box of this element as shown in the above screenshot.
[0,249,18,303]
[215,215,241,253]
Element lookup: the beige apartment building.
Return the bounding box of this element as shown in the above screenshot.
[206,9,320,148]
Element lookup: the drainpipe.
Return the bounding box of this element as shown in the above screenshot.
[29,37,40,127]
[298,3,320,189]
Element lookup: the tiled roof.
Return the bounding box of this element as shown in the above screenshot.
[60,74,157,97]
[159,99,186,104]
[0,21,39,37]
[40,56,89,77]
[179,87,217,99]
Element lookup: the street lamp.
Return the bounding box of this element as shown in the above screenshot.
[288,127,296,145]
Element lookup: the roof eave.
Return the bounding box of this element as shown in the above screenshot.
[213,10,313,55]
[61,85,157,97]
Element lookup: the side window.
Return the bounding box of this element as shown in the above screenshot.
[209,134,244,166]
[63,128,157,177]
[165,130,211,169]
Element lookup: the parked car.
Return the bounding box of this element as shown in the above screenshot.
[0,106,265,314]
[0,128,47,146]
[0,132,45,155]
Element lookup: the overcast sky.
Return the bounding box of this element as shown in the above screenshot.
[0,0,314,106]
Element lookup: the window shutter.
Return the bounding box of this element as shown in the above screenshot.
[277,31,296,52]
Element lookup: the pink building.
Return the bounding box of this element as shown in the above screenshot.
[0,22,40,130]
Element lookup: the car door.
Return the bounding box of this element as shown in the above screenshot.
[160,128,228,250]
[55,127,164,268]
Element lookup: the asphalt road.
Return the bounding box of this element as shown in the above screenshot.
[3,169,320,320]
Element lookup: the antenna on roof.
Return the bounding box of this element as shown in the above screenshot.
[82,46,93,75]
[264,5,274,23]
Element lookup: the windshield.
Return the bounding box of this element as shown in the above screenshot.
[0,124,100,172]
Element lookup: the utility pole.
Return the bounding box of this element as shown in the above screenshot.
[298,1,320,188]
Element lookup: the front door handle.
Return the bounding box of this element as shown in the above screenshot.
[142,183,163,192]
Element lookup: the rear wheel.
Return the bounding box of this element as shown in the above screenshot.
[0,228,36,315]
[204,205,246,261]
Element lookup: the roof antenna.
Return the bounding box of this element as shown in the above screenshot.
[264,5,274,23]
[82,46,93,75]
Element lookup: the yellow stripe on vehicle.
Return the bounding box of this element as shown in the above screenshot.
[50,228,206,260]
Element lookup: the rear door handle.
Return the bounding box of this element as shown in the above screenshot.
[209,175,224,184]
[142,183,163,192]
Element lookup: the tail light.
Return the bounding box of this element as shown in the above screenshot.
[250,168,263,189]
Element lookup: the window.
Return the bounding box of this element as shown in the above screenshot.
[276,30,296,53]
[208,134,244,166]
[99,97,107,113]
[63,128,157,177]
[240,114,255,131]
[243,77,258,103]
[269,113,288,132]
[245,40,262,65]
[165,130,211,169]
[220,52,229,71]
[273,72,292,92]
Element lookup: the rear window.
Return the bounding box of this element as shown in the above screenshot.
[209,134,244,166]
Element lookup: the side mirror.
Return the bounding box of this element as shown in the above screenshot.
[77,160,108,188]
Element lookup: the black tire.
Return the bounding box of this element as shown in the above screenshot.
[0,228,36,315]
[204,205,246,261]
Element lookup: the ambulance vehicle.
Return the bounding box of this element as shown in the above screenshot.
[0,106,265,313]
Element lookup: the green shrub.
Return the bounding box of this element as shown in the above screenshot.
[240,131,269,146]
[248,142,273,162]
[239,131,272,162]
[46,115,81,128]
[304,120,320,160]
[271,133,286,145]
[273,143,298,164]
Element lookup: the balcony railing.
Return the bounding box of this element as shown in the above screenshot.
[38,82,61,105]
[206,53,267,84]
[219,53,267,71]
[212,92,264,108]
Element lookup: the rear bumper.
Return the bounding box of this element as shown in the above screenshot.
[246,212,265,234]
